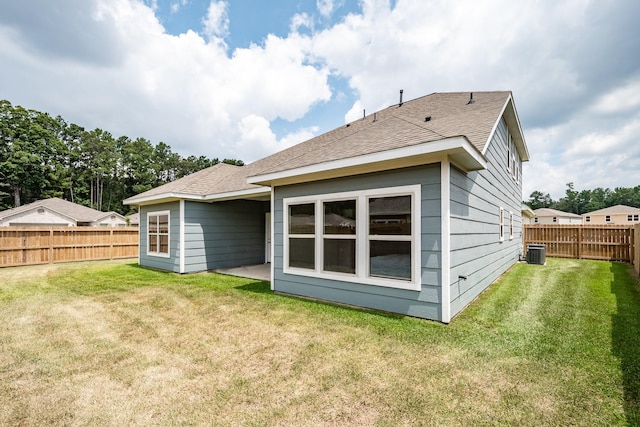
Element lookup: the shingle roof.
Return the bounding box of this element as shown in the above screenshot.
[124,162,267,203]
[0,198,123,222]
[248,91,516,178]
[534,208,582,218]
[125,91,526,204]
[584,205,640,215]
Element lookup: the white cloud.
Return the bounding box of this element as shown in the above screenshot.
[290,13,314,33]
[316,0,335,18]
[237,115,318,161]
[169,1,189,14]
[591,78,640,116]
[202,0,229,41]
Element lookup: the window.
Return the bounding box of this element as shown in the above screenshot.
[506,133,520,183]
[553,216,557,223]
[369,195,412,280]
[148,211,170,257]
[585,216,591,222]
[288,203,315,269]
[628,215,634,222]
[534,217,539,223]
[606,215,611,222]
[323,199,356,274]
[509,211,514,240]
[499,208,504,241]
[635,215,639,221]
[283,185,420,291]
[506,135,511,173]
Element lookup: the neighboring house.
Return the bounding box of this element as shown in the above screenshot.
[531,208,582,224]
[522,204,535,224]
[582,205,640,224]
[0,198,127,227]
[125,91,529,323]
[127,212,140,226]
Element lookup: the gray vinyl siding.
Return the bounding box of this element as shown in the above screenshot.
[139,202,181,273]
[273,164,442,320]
[449,118,523,317]
[182,200,268,273]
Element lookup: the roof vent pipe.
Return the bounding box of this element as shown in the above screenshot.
[467,92,475,104]
[373,112,377,122]
[399,89,404,106]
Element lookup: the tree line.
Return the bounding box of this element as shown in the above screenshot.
[0,100,243,214]
[527,183,640,214]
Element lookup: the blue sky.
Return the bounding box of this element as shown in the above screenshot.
[0,0,639,200]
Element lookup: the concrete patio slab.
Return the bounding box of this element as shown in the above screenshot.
[214,263,271,282]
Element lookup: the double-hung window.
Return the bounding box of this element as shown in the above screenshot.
[509,211,514,240]
[323,200,357,274]
[288,203,316,269]
[148,211,170,257]
[283,185,420,291]
[368,195,412,280]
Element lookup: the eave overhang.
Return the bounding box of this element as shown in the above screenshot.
[248,136,487,187]
[486,94,530,162]
[123,187,271,206]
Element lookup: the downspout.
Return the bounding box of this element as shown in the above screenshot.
[179,199,185,273]
[270,187,275,291]
[441,157,452,323]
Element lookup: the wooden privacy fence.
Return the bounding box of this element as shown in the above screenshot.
[634,224,640,277]
[0,226,139,268]
[523,224,635,263]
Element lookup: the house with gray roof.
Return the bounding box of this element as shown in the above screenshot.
[530,208,582,224]
[582,204,640,224]
[0,197,127,227]
[125,91,529,323]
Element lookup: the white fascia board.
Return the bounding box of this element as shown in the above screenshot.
[124,187,270,206]
[484,94,530,162]
[123,193,204,206]
[248,136,487,187]
[202,187,271,202]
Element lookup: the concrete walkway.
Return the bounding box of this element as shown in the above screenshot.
[214,263,271,282]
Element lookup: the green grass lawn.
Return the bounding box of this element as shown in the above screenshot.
[0,258,638,426]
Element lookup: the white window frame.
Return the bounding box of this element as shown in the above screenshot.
[506,132,521,184]
[506,134,511,174]
[509,211,514,240]
[322,198,357,276]
[499,207,504,242]
[147,210,170,258]
[283,185,421,291]
[585,216,591,222]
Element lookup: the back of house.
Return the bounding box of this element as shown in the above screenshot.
[126,91,529,323]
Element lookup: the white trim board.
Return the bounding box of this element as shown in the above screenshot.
[249,137,486,187]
